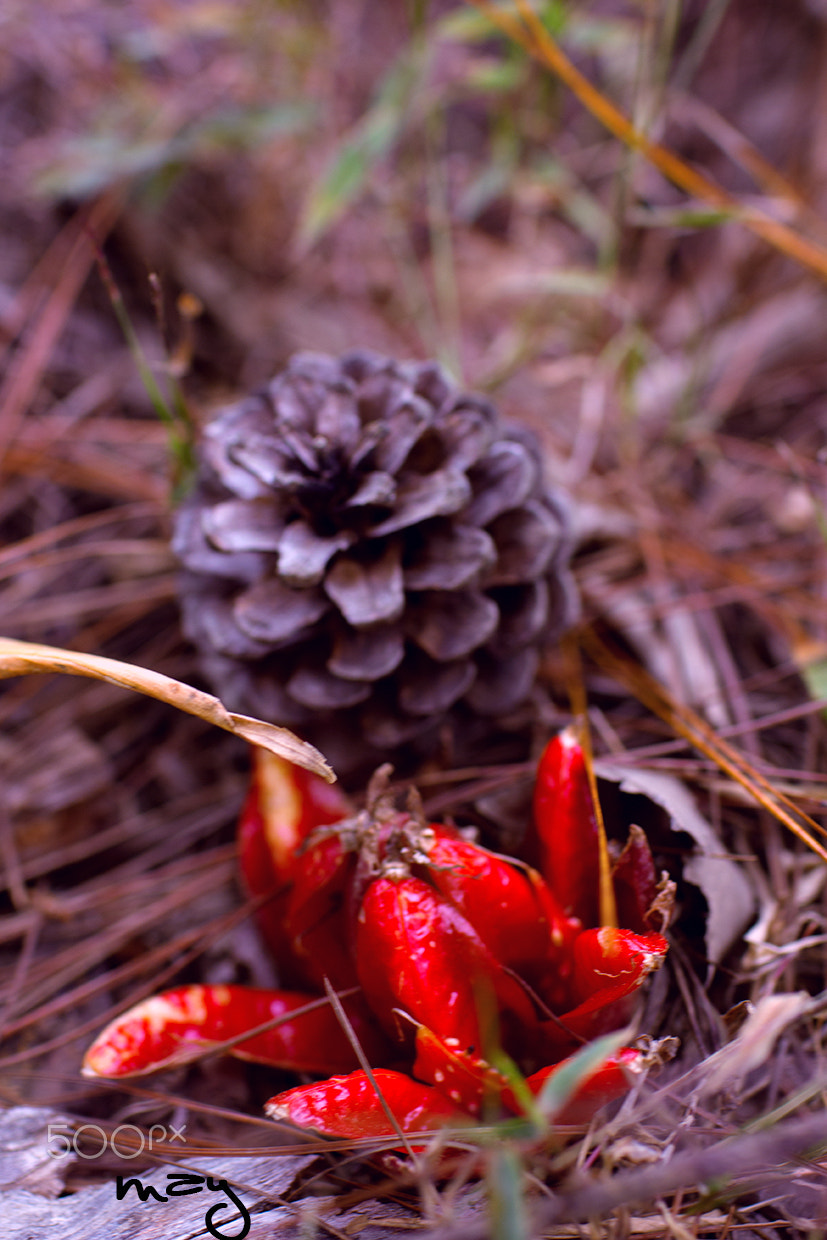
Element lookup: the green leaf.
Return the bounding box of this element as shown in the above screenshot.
[463,59,525,93]
[801,657,827,702]
[488,1144,529,1240]
[534,1030,628,1121]
[35,103,315,200]
[486,1049,544,1130]
[297,44,428,248]
[795,640,827,721]
[628,205,735,229]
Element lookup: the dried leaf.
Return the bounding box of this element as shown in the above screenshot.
[699,992,810,1097]
[0,725,112,814]
[0,637,334,781]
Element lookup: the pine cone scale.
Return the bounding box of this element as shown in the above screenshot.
[233,579,329,643]
[463,440,538,526]
[398,656,476,716]
[408,591,499,661]
[287,666,371,709]
[277,522,354,587]
[202,499,285,553]
[323,543,405,628]
[484,503,560,586]
[368,469,471,536]
[403,522,496,591]
[328,625,404,680]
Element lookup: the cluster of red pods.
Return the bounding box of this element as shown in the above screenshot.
[83,728,671,1143]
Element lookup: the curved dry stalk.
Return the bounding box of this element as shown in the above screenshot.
[0,636,334,782]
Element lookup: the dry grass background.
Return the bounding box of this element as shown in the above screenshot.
[2,0,827,1235]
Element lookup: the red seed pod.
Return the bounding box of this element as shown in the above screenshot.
[549,927,668,1042]
[237,790,297,980]
[238,750,351,981]
[284,832,359,991]
[355,873,534,1051]
[82,985,389,1078]
[419,824,576,981]
[571,927,669,1006]
[611,824,661,933]
[243,749,350,881]
[265,1068,466,1139]
[524,1045,643,1124]
[413,1024,644,1127]
[412,1022,511,1119]
[531,727,601,929]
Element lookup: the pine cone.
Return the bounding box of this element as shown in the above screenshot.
[174,351,578,776]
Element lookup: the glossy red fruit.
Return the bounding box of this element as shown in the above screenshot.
[531,727,601,929]
[413,1022,645,1127]
[571,928,669,1005]
[419,824,574,981]
[238,750,351,981]
[545,927,669,1042]
[265,1068,466,1139]
[611,824,660,933]
[284,832,359,991]
[82,985,389,1078]
[412,1022,510,1119]
[355,873,535,1051]
[524,1045,643,1124]
[243,749,350,879]
[237,772,293,975]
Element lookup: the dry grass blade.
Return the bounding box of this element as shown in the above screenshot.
[582,626,827,865]
[0,193,122,470]
[470,0,827,284]
[0,637,334,781]
[323,977,416,1161]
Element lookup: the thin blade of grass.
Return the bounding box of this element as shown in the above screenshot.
[322,977,416,1161]
[488,1143,529,1240]
[298,44,427,250]
[533,1030,628,1120]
